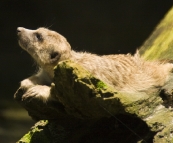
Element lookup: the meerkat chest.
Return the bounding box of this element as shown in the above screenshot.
[41,65,54,80]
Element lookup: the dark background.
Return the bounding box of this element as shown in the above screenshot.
[0,1,172,142]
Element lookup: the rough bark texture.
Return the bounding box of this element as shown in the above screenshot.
[15,7,173,143]
[139,6,173,61]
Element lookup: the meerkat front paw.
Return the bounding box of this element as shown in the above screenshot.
[22,85,51,102]
[20,78,35,90]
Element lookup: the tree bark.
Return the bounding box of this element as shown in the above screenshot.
[139,6,173,61]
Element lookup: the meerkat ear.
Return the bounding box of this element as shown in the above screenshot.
[49,51,61,63]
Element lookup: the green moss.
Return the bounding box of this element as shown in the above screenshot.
[17,120,50,143]
[18,133,31,143]
[96,81,107,89]
[140,7,173,61]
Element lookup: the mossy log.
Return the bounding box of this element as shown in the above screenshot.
[15,7,173,143]
[139,6,173,61]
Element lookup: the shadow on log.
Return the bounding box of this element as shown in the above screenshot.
[15,6,173,143]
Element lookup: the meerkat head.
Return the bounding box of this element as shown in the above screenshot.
[17,27,71,67]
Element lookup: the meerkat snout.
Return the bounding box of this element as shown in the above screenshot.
[17,27,24,32]
[17,27,21,33]
[17,27,28,36]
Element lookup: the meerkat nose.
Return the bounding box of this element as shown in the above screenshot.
[17,27,25,34]
[17,27,21,33]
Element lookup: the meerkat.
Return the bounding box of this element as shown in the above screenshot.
[17,27,173,102]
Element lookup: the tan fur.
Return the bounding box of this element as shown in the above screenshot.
[17,27,173,101]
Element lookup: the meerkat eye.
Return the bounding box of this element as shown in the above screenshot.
[50,52,61,63]
[50,52,59,59]
[35,33,43,41]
